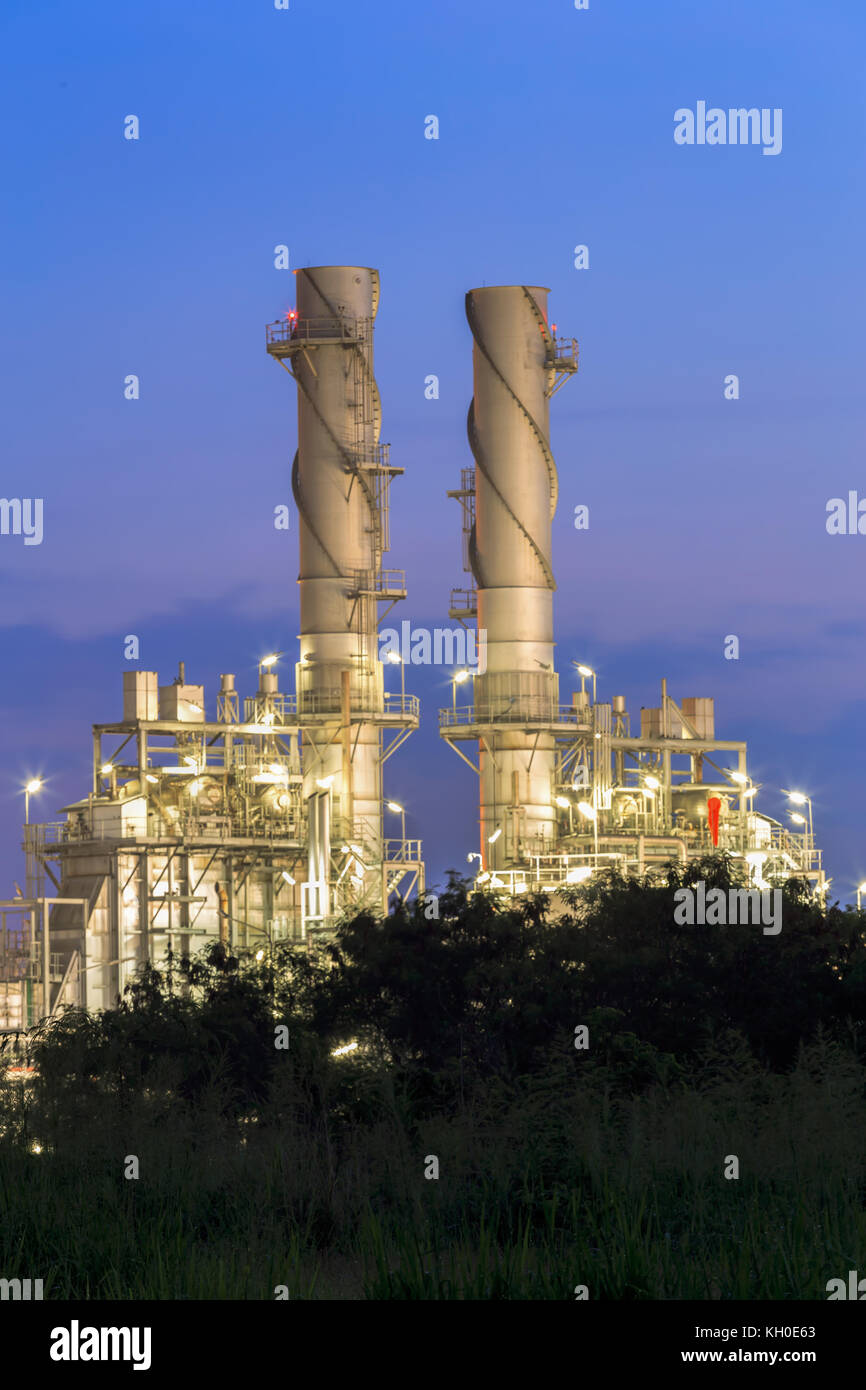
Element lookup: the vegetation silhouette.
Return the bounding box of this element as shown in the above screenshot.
[2,857,865,1299]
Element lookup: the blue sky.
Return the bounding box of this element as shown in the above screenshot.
[1,0,864,899]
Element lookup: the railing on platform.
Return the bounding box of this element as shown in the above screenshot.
[350,567,406,597]
[440,703,588,728]
[266,316,369,347]
[242,689,418,721]
[383,837,423,864]
[549,336,579,370]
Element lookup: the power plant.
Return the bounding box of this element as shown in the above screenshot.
[0,270,825,1031]
[441,285,825,899]
[0,266,422,1030]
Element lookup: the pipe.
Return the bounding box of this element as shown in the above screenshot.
[41,898,49,1018]
[341,669,353,828]
[216,882,229,946]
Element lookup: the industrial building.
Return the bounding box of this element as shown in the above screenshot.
[440,284,825,899]
[0,269,825,1032]
[0,266,422,1029]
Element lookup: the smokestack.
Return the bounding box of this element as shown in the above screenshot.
[465,285,561,866]
[290,267,383,848]
[268,266,420,921]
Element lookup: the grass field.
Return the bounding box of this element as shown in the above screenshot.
[2,1032,863,1299]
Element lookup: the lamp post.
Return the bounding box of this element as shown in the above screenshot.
[577,799,598,862]
[386,651,405,708]
[386,800,406,855]
[857,882,866,910]
[24,778,43,827]
[23,779,43,902]
[555,794,573,836]
[642,774,660,831]
[452,668,472,714]
[486,824,502,871]
[784,790,813,851]
[259,651,284,678]
[573,662,597,705]
[789,811,808,872]
[730,771,759,846]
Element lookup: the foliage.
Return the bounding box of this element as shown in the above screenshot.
[2,858,865,1298]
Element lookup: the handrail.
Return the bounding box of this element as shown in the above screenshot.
[439,704,589,727]
[350,567,406,595]
[550,336,579,367]
[266,316,368,346]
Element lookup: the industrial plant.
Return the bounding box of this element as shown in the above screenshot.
[0,270,824,1031]
[441,283,824,899]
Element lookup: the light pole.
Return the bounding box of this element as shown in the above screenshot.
[259,651,284,679]
[789,810,808,872]
[452,668,472,714]
[783,789,813,845]
[555,794,573,835]
[643,774,660,830]
[573,662,597,705]
[386,800,406,854]
[577,799,598,861]
[386,651,405,708]
[857,882,866,910]
[486,824,502,871]
[24,778,43,827]
[23,779,43,902]
[730,771,759,846]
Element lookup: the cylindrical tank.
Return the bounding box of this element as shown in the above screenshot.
[292,267,384,854]
[465,285,559,866]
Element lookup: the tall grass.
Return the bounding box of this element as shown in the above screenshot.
[1,1034,863,1299]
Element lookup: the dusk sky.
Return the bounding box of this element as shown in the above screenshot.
[1,0,865,899]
